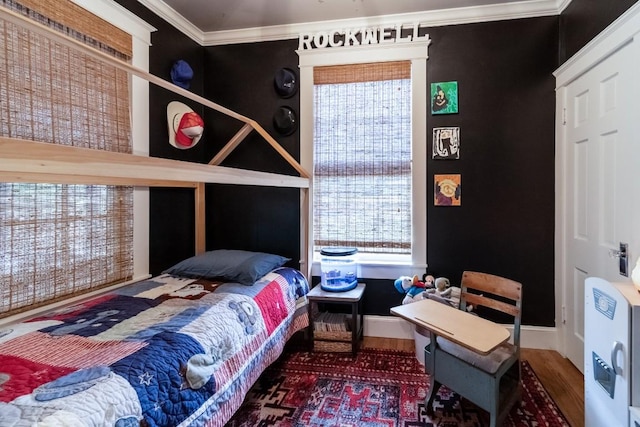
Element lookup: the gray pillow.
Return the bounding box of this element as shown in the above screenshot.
[163,249,290,285]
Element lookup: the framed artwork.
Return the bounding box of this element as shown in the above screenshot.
[434,174,461,206]
[433,127,460,159]
[431,81,459,115]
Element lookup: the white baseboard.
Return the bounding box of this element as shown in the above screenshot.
[364,315,560,351]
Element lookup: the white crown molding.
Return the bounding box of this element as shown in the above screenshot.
[139,0,568,47]
[203,0,560,46]
[556,0,573,13]
[135,0,205,45]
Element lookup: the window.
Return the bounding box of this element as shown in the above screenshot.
[0,0,135,317]
[298,42,429,279]
[313,62,412,255]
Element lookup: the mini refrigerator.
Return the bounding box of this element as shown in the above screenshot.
[585,277,640,427]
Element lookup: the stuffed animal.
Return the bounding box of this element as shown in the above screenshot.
[424,275,435,287]
[426,277,453,298]
[394,275,429,305]
[424,277,468,310]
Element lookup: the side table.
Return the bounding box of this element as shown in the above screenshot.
[307,283,365,356]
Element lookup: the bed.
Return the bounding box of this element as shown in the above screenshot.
[0,251,309,427]
[0,7,312,427]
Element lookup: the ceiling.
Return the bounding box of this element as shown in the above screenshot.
[137,0,568,45]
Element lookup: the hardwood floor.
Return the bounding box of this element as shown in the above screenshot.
[362,337,585,427]
[521,348,584,427]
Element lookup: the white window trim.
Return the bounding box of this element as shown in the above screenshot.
[297,42,429,280]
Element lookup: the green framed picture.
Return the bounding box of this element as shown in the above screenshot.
[431,81,459,115]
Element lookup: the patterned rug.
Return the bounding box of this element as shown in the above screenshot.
[226,347,570,427]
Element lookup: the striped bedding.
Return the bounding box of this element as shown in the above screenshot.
[0,267,309,426]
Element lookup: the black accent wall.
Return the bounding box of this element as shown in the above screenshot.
[203,19,559,326]
[201,40,303,268]
[115,0,206,274]
[422,18,558,325]
[559,0,639,63]
[114,0,636,328]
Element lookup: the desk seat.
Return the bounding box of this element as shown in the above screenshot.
[436,336,517,374]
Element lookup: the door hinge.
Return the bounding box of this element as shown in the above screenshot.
[561,305,566,324]
[562,108,567,126]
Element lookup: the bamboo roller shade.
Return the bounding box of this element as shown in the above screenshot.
[0,1,133,318]
[9,0,132,57]
[314,61,411,85]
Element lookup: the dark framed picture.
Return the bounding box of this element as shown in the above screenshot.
[433,127,460,159]
[431,81,459,115]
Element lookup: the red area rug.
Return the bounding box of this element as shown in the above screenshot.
[226,347,570,427]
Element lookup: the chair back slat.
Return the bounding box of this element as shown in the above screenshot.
[462,292,520,317]
[460,271,523,347]
[462,271,522,302]
[461,271,522,303]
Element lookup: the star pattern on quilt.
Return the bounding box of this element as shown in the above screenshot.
[138,371,153,386]
[31,369,48,380]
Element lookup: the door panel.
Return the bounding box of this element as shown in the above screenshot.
[563,42,634,371]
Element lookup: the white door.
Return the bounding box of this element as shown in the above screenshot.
[560,41,637,372]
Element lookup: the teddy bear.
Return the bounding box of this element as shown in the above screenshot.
[426,277,453,298]
[394,275,431,305]
[425,277,467,310]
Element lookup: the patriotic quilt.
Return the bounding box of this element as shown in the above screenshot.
[0,267,309,427]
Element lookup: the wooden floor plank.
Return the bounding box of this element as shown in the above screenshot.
[521,348,584,427]
[362,337,584,427]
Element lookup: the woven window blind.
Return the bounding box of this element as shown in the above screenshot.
[0,1,133,317]
[313,61,412,254]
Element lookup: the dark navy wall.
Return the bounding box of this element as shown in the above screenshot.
[560,0,638,63]
[204,19,559,326]
[421,17,558,326]
[115,0,204,274]
[114,0,635,327]
[201,40,303,267]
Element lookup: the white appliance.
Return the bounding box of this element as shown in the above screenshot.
[585,277,640,427]
[631,406,640,427]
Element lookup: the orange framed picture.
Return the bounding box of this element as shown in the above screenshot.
[434,174,461,206]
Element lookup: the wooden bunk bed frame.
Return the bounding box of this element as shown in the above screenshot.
[0,7,312,278]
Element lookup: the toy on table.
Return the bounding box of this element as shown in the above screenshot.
[426,277,452,298]
[394,274,466,310]
[394,275,425,304]
[425,277,468,310]
[394,275,431,305]
[424,275,435,287]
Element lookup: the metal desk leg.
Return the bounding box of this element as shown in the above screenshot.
[424,335,441,415]
[351,301,358,356]
[359,299,364,351]
[308,300,314,352]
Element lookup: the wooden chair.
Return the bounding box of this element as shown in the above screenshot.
[424,271,523,427]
